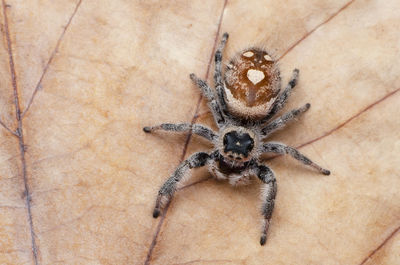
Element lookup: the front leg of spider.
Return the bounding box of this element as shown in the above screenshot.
[253,163,277,245]
[152,152,211,218]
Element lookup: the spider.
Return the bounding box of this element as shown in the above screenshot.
[143,33,330,245]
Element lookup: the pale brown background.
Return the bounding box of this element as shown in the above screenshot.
[0,0,399,264]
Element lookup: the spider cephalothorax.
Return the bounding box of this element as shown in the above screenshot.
[223,130,254,159]
[144,33,330,245]
[219,126,257,163]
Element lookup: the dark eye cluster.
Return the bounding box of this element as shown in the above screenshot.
[223,131,254,158]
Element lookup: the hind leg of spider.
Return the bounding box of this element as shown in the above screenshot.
[153,152,211,218]
[260,69,300,123]
[262,143,330,175]
[189,73,227,127]
[214,32,229,113]
[143,123,217,142]
[253,163,277,245]
[261,103,310,138]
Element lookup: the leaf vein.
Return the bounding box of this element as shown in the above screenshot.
[143,0,229,264]
[2,0,38,264]
[22,0,84,118]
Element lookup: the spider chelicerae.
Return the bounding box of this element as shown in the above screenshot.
[143,33,330,245]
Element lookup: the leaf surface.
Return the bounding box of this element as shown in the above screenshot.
[0,0,399,264]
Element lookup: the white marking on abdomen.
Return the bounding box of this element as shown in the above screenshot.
[247,69,265,85]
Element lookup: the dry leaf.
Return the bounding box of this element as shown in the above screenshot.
[0,0,399,264]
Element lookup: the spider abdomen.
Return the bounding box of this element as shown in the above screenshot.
[224,48,281,118]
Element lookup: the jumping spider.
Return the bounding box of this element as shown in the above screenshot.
[143,33,330,245]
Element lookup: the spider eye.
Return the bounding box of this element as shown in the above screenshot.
[223,131,254,157]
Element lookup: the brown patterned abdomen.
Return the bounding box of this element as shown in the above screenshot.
[224,48,281,118]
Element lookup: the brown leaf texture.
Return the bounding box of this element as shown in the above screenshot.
[0,0,399,264]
